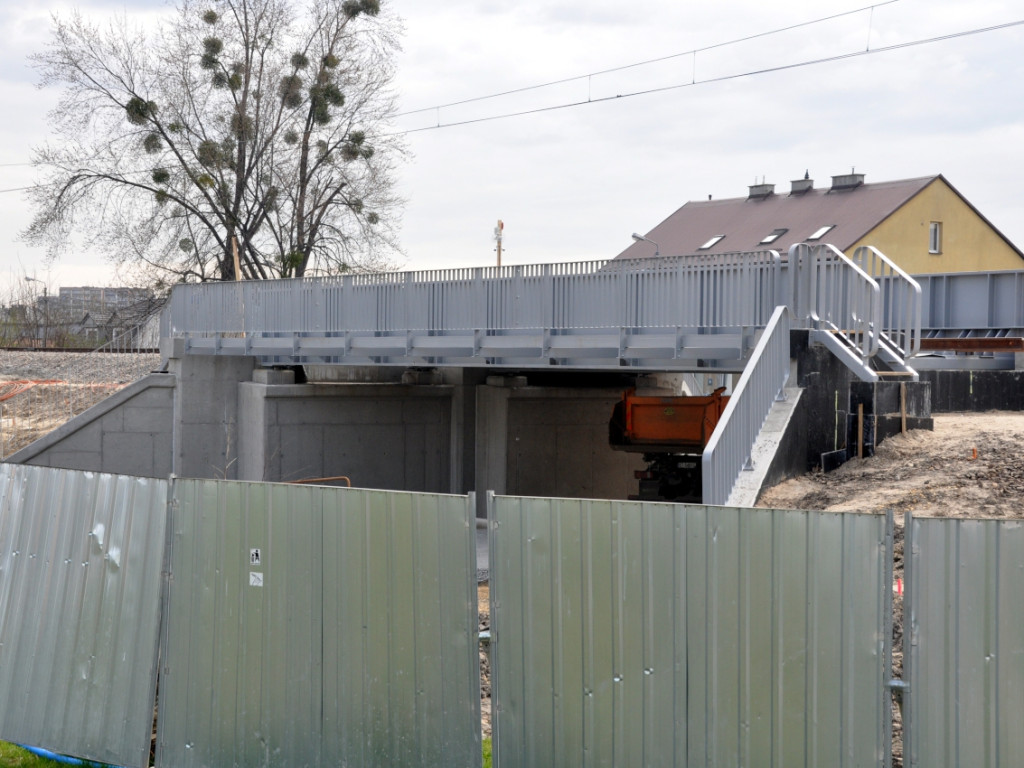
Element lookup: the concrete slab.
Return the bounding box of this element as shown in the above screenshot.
[727,387,803,508]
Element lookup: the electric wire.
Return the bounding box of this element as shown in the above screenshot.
[392,19,1024,135]
[1,14,1020,193]
[396,0,901,117]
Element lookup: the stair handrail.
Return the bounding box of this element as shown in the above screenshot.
[789,242,881,359]
[851,245,922,358]
[701,304,790,506]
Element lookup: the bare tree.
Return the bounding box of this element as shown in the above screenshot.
[24,0,403,283]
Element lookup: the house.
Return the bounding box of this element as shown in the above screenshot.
[617,173,1024,274]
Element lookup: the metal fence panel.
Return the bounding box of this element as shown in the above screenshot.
[907,516,1024,768]
[0,464,168,768]
[489,496,891,768]
[158,480,479,768]
[914,270,1024,330]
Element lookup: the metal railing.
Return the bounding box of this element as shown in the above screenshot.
[789,242,881,359]
[163,251,783,337]
[701,305,790,506]
[852,245,922,358]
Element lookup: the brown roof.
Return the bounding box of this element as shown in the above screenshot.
[616,175,940,259]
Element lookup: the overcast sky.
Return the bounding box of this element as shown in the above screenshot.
[2,0,1022,296]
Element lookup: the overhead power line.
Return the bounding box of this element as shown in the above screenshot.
[2,11,1020,193]
[392,19,1024,136]
[397,0,901,118]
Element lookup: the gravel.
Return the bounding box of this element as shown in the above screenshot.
[0,350,164,384]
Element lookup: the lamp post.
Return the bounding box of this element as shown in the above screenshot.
[24,277,48,349]
[631,232,660,257]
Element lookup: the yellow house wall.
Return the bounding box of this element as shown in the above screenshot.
[848,178,1024,274]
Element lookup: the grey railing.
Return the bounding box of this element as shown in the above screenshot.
[163,252,782,336]
[852,245,922,357]
[701,305,790,506]
[789,242,881,359]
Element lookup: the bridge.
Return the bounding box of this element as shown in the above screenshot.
[152,243,927,506]
[163,243,924,376]
[14,243,1024,511]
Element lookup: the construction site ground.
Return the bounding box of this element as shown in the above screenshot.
[757,411,1024,518]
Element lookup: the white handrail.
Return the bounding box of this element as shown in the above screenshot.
[852,245,922,358]
[701,305,790,506]
[789,242,881,359]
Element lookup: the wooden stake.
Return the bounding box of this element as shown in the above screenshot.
[857,403,864,459]
[900,382,907,435]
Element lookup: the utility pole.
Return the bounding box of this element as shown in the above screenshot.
[494,220,504,267]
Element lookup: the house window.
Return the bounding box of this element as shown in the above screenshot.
[929,222,942,254]
[759,228,788,245]
[807,225,835,241]
[699,235,725,250]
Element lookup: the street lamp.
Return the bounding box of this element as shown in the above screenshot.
[631,232,660,257]
[24,277,48,348]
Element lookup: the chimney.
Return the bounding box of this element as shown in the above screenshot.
[747,182,775,200]
[790,170,814,195]
[831,171,865,191]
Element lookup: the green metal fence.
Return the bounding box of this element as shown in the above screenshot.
[489,495,894,768]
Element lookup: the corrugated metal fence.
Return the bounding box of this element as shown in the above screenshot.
[488,495,894,768]
[0,466,479,768]
[0,464,168,768]
[157,480,480,768]
[906,513,1024,768]
[3,464,1024,767]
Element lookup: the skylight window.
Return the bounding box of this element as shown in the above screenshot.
[698,235,725,250]
[759,228,788,245]
[807,225,835,241]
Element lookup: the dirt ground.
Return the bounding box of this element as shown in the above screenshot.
[757,411,1024,518]
[478,584,491,739]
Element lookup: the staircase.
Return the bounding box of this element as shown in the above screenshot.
[788,242,922,382]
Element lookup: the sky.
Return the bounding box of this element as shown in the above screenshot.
[1,0,1023,297]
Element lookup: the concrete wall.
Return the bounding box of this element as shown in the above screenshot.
[3,350,700,506]
[476,381,644,504]
[164,342,256,479]
[6,374,175,478]
[788,330,932,474]
[238,381,453,492]
[919,369,1024,412]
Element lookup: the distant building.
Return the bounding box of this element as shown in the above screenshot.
[617,173,1024,274]
[57,286,152,314]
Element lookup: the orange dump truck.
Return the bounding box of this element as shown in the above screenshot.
[609,387,729,502]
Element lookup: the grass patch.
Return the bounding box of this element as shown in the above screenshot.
[482,737,492,768]
[0,743,113,767]
[0,743,59,767]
